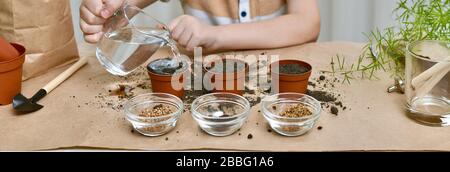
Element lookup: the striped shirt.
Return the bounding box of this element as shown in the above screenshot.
[180,0,287,25]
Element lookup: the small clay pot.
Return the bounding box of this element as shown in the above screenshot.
[0,37,19,62]
[204,59,247,95]
[271,60,312,94]
[0,43,26,105]
[147,61,188,99]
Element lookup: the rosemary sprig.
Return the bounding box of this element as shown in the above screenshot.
[326,0,449,83]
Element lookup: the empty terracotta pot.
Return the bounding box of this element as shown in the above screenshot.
[0,43,26,105]
[271,60,312,94]
[204,59,247,95]
[0,36,20,62]
[147,62,188,99]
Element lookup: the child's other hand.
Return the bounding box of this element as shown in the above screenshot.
[80,0,124,43]
[168,15,219,52]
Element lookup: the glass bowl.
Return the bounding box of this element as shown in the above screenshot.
[124,93,183,136]
[261,93,321,136]
[191,93,251,136]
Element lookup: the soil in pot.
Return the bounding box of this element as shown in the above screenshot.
[147,57,187,98]
[205,59,246,73]
[271,60,312,94]
[277,64,310,74]
[204,59,247,95]
[0,43,26,105]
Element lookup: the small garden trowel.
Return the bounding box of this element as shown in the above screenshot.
[13,57,88,113]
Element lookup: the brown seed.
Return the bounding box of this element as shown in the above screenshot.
[317,126,323,130]
[247,134,253,139]
[279,103,312,118]
[140,104,173,117]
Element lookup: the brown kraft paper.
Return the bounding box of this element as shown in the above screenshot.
[0,0,79,80]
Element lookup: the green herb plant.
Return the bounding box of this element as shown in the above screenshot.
[324,0,449,84]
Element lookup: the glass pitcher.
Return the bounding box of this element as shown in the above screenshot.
[96,4,178,76]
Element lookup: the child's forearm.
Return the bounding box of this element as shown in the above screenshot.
[214,14,320,50]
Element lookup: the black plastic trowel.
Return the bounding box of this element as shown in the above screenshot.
[13,57,88,113]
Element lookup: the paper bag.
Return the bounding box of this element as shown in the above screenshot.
[0,0,79,80]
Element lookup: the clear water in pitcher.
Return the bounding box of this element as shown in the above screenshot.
[96,27,181,76]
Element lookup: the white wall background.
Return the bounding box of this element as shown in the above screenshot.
[70,0,397,43]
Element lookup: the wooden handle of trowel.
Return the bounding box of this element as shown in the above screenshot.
[42,57,88,93]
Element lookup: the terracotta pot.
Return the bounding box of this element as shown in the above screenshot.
[0,43,26,105]
[0,37,20,62]
[204,59,247,95]
[271,60,312,94]
[147,62,187,99]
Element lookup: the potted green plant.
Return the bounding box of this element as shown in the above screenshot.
[326,0,449,92]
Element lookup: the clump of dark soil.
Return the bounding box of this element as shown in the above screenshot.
[109,84,134,99]
[330,106,339,115]
[244,89,261,107]
[276,64,310,74]
[306,90,337,102]
[84,67,151,112]
[306,72,348,116]
[319,75,326,81]
[206,59,246,73]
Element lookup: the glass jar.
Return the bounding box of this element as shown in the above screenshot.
[405,40,450,126]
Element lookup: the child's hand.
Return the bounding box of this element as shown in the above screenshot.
[168,15,219,52]
[80,0,124,43]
